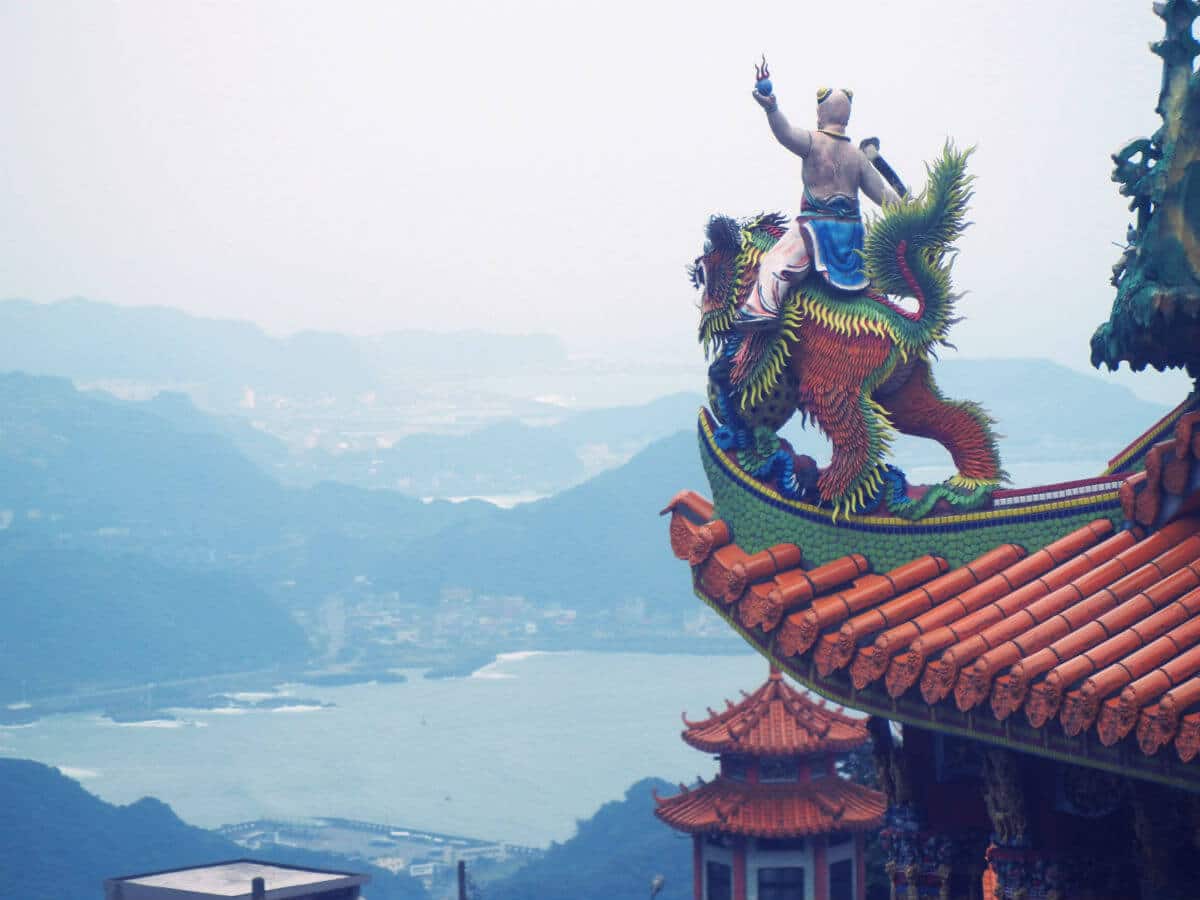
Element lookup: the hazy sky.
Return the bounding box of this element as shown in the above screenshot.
[0,1,1192,397]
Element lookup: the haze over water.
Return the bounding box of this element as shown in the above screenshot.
[0,652,769,847]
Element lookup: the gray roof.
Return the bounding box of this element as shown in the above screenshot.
[105,859,368,900]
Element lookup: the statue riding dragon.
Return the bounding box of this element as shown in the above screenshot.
[691,67,1004,519]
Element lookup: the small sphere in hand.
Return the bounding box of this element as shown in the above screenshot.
[755,78,773,96]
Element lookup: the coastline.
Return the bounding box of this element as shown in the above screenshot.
[0,650,768,846]
[0,639,747,727]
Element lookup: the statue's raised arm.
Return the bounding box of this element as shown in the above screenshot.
[752,57,811,158]
[753,92,813,158]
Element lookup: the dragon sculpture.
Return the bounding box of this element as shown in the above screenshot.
[692,145,1004,518]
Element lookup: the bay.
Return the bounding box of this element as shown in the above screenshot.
[0,651,771,847]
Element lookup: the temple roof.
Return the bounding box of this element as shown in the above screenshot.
[681,669,869,756]
[654,775,885,837]
[663,404,1200,787]
[1118,410,1200,529]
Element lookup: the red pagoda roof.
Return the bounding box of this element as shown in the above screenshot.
[654,776,885,837]
[663,408,1200,783]
[681,670,869,756]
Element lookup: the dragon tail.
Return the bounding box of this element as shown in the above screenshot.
[861,143,975,349]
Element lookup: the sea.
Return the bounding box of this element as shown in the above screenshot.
[0,651,770,847]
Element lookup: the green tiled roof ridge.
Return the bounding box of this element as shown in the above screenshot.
[699,424,1124,571]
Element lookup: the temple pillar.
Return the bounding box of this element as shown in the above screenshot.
[875,727,989,900]
[693,835,703,900]
[981,748,1027,900]
[813,835,828,900]
[979,748,1073,900]
[732,836,747,900]
[855,833,866,900]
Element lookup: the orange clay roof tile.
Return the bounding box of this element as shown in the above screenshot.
[680,669,868,756]
[726,544,805,606]
[1098,642,1200,746]
[663,491,721,562]
[654,775,886,837]
[1060,608,1200,737]
[944,525,1198,711]
[1138,675,1200,756]
[955,538,1200,712]
[699,544,751,605]
[742,553,867,633]
[1176,711,1200,762]
[991,564,1200,721]
[915,531,1139,704]
[667,469,1200,762]
[776,556,948,658]
[816,548,1021,679]
[1120,414,1200,525]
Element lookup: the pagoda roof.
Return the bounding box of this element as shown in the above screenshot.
[654,775,885,837]
[663,402,1200,790]
[681,669,868,756]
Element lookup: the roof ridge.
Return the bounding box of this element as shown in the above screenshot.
[680,669,868,755]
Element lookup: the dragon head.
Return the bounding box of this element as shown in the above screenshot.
[693,213,788,351]
[691,215,742,315]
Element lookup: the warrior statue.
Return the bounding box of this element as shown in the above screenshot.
[737,82,904,328]
[691,60,1004,517]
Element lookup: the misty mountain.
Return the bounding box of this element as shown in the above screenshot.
[0,373,494,699]
[0,299,1176,501]
[350,429,705,615]
[287,392,705,496]
[0,358,1178,702]
[0,373,712,703]
[485,777,690,900]
[294,358,1168,497]
[0,759,428,900]
[0,372,491,557]
[0,548,308,702]
[0,372,702,610]
[0,297,568,402]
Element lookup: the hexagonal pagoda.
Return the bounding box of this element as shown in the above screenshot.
[655,668,885,900]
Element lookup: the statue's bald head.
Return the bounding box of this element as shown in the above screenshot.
[816,88,852,130]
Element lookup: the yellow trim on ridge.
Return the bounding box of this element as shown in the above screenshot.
[700,411,1120,527]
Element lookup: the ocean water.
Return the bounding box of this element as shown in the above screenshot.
[0,652,770,846]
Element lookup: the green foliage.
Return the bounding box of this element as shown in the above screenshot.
[485,778,691,900]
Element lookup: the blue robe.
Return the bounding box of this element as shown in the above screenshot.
[799,191,869,292]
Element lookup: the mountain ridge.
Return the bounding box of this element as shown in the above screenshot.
[0,759,428,900]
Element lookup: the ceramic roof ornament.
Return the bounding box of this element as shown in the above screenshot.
[688,63,1003,519]
[1093,0,1200,383]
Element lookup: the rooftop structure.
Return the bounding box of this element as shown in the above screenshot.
[104,860,368,900]
[656,669,885,900]
[666,6,1200,896]
[679,669,871,757]
[664,402,1200,783]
